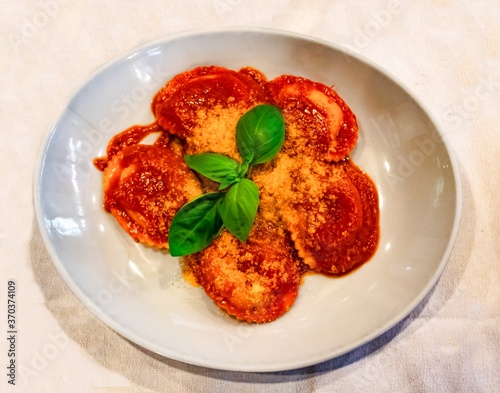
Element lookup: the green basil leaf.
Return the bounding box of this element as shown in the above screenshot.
[236,104,285,165]
[184,153,240,183]
[220,178,259,242]
[168,192,225,256]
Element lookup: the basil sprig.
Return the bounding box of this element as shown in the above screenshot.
[168,104,285,256]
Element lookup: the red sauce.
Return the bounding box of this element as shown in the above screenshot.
[99,143,202,248]
[303,160,379,275]
[94,123,164,171]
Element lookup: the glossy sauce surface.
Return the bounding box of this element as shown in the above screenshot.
[267,75,358,162]
[100,142,202,248]
[153,66,267,140]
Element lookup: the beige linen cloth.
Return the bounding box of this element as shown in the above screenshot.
[1,1,499,392]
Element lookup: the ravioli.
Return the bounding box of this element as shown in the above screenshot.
[267,75,358,162]
[185,219,302,323]
[253,155,377,274]
[153,66,268,161]
[286,160,379,275]
[102,143,202,248]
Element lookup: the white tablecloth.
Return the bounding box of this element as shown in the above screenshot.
[2,1,499,392]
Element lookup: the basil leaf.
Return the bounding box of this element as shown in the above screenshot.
[168,192,225,256]
[184,153,240,183]
[220,178,259,242]
[236,104,285,165]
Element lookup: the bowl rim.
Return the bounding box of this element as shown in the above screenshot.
[33,26,463,372]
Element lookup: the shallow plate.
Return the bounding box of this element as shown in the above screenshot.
[34,28,461,372]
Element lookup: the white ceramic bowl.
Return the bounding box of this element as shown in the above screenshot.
[34,28,461,372]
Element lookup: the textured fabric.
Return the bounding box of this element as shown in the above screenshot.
[2,0,499,392]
